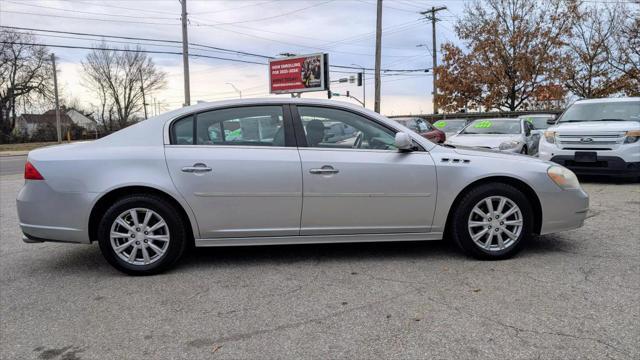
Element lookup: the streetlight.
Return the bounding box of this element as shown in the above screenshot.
[351,63,365,108]
[225,82,242,98]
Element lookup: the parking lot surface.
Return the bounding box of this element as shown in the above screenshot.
[1,173,638,359]
[0,155,26,176]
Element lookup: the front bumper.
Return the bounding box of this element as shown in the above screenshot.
[539,187,589,235]
[550,156,640,177]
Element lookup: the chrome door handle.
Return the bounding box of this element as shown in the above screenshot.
[181,163,212,173]
[309,166,339,175]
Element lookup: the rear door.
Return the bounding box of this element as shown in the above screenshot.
[292,105,437,235]
[165,105,302,239]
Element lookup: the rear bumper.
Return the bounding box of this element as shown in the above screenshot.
[17,180,96,244]
[550,155,640,177]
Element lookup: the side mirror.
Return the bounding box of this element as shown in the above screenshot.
[395,132,413,150]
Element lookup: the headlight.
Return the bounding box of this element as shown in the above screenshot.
[499,141,520,150]
[544,131,556,143]
[624,130,640,144]
[547,166,580,190]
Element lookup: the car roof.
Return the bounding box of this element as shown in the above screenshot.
[392,117,422,121]
[574,97,640,104]
[469,118,520,121]
[518,114,555,118]
[160,97,382,120]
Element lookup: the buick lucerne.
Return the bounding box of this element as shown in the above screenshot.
[17,99,589,275]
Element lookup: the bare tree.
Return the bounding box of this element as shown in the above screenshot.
[0,30,53,138]
[562,3,624,98]
[82,45,166,129]
[609,6,640,96]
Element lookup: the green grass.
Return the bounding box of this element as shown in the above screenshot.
[0,141,75,153]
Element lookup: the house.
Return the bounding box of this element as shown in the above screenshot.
[66,109,97,132]
[14,107,97,138]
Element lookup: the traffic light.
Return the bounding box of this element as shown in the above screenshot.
[327,90,332,99]
[357,72,363,86]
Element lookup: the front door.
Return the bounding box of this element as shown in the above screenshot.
[165,105,302,239]
[293,105,437,235]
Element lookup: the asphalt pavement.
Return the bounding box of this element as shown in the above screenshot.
[0,155,26,176]
[0,174,638,359]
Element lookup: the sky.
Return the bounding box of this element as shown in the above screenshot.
[0,0,468,116]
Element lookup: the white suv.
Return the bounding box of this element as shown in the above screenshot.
[539,97,640,178]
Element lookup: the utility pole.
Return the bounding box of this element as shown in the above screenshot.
[180,0,191,106]
[139,68,148,119]
[374,0,382,113]
[51,53,61,143]
[421,6,446,114]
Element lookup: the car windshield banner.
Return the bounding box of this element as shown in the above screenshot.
[269,53,328,94]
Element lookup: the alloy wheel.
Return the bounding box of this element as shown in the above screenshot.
[467,196,523,251]
[109,208,170,266]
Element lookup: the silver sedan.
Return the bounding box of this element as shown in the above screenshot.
[17,99,589,275]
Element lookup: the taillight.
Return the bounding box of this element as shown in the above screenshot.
[24,161,44,180]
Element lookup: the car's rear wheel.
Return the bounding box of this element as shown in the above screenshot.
[450,183,533,260]
[520,146,528,154]
[98,195,187,275]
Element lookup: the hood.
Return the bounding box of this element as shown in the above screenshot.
[446,134,521,148]
[550,120,640,134]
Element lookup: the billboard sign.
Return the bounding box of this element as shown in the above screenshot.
[269,53,328,94]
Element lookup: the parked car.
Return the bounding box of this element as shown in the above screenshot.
[18,99,588,275]
[446,118,538,155]
[518,114,556,131]
[392,117,446,143]
[432,118,469,138]
[539,97,640,178]
[518,114,556,154]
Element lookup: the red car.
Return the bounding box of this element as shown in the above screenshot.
[393,117,446,143]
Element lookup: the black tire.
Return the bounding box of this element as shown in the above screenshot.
[98,194,187,275]
[450,183,534,260]
[520,146,528,154]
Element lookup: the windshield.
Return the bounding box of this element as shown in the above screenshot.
[461,120,522,134]
[395,118,430,132]
[521,116,554,130]
[558,101,640,123]
[433,120,467,132]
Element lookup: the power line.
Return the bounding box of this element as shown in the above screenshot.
[1,27,431,72]
[0,40,429,73]
[52,0,177,15]
[191,0,334,26]
[0,41,270,65]
[1,26,272,59]
[2,0,178,20]
[191,1,277,15]
[1,10,181,26]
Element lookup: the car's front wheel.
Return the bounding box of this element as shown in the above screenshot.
[450,183,534,260]
[97,194,187,275]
